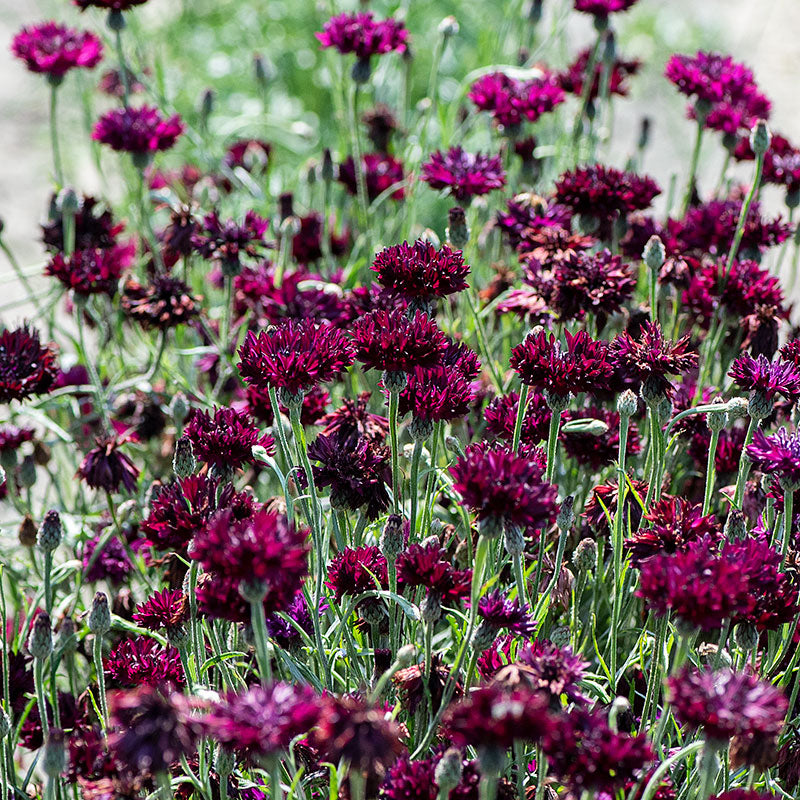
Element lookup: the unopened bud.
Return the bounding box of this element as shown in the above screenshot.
[503,522,525,557]
[380,514,405,559]
[29,612,53,660]
[706,397,726,434]
[750,119,772,157]
[38,509,62,552]
[643,235,666,271]
[572,538,597,572]
[724,509,747,541]
[438,16,459,38]
[435,748,464,793]
[173,436,196,479]
[43,728,66,778]
[396,644,416,668]
[446,206,470,249]
[421,591,442,624]
[88,592,111,635]
[409,416,434,442]
[726,397,749,421]
[170,392,190,427]
[58,618,78,654]
[550,625,571,648]
[19,515,38,547]
[321,149,335,183]
[734,622,759,651]
[557,496,575,532]
[18,455,36,489]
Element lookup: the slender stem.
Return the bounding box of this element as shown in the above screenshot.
[681,121,704,217]
[74,303,110,430]
[43,551,53,617]
[722,150,765,285]
[34,658,49,738]
[782,488,793,566]
[640,615,669,733]
[93,635,108,726]
[114,26,130,107]
[512,385,530,453]
[409,438,423,539]
[571,33,602,143]
[513,552,528,608]
[702,429,721,516]
[49,84,64,187]
[347,83,369,231]
[545,409,562,483]
[249,598,273,686]
[649,266,658,324]
[733,416,759,509]
[388,389,401,514]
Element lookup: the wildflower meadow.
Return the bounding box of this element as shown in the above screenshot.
[3,2,800,800]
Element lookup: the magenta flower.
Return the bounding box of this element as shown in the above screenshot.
[517,640,590,703]
[510,329,614,399]
[238,318,356,397]
[450,442,557,533]
[371,240,470,301]
[573,0,639,17]
[421,147,506,202]
[485,390,552,446]
[396,542,472,603]
[82,533,132,584]
[45,243,135,297]
[747,428,800,490]
[77,436,140,494]
[0,325,59,404]
[736,133,800,194]
[730,354,800,403]
[326,545,388,600]
[120,274,199,329]
[133,589,187,632]
[200,683,322,758]
[469,70,565,128]
[316,12,408,60]
[104,636,184,689]
[41,194,123,253]
[665,51,766,108]
[559,48,640,101]
[12,21,103,81]
[668,666,787,741]
[477,590,537,637]
[92,105,184,158]
[192,211,270,275]
[338,152,405,201]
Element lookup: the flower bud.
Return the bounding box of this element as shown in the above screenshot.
[543,389,570,414]
[58,618,78,655]
[438,15,459,37]
[550,625,571,648]
[747,389,772,421]
[617,390,638,418]
[726,396,749,422]
[409,416,434,442]
[29,612,53,660]
[734,622,759,651]
[173,436,196,479]
[199,88,215,125]
[706,397,726,434]
[643,235,666,272]
[19,515,37,547]
[38,509,62,552]
[445,435,464,456]
[18,455,36,489]
[503,522,525,557]
[380,514,405,560]
[471,620,497,652]
[724,509,747,541]
[88,591,111,635]
[382,370,408,393]
[395,644,417,668]
[557,496,575,532]
[321,148,335,183]
[572,538,597,573]
[435,747,464,793]
[421,591,442,624]
[446,206,470,249]
[0,707,10,738]
[750,119,772,157]
[170,392,190,427]
[608,696,630,733]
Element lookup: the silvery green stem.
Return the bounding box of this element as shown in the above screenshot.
[681,120,704,217]
[702,428,721,516]
[512,384,530,453]
[34,657,49,738]
[733,416,758,509]
[388,389,401,514]
[545,409,562,483]
[49,84,64,187]
[93,635,108,726]
[249,598,272,686]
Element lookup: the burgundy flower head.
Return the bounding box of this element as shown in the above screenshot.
[338,152,405,201]
[450,442,557,532]
[382,753,483,800]
[45,243,135,297]
[748,428,800,490]
[105,636,184,689]
[668,666,787,741]
[82,532,132,583]
[318,391,389,444]
[93,105,184,155]
[326,545,388,600]
[42,194,123,253]
[316,12,408,60]
[517,640,589,703]
[133,589,187,633]
[559,48,641,101]
[584,478,648,536]
[371,240,469,300]
[485,391,552,446]
[77,436,139,494]
[12,21,102,79]
[735,133,800,194]
[351,309,446,375]
[397,542,472,603]
[192,211,269,275]
[238,319,355,396]
[0,425,35,452]
[184,406,274,472]
[573,0,638,16]
[469,70,565,128]
[75,0,149,10]
[510,328,614,398]
[421,147,506,202]
[308,428,391,519]
[121,274,199,329]
[477,590,537,637]
[266,592,327,650]
[730,354,800,403]
[0,325,58,403]
[200,683,322,758]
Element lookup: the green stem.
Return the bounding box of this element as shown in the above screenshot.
[114,26,130,107]
[49,84,64,187]
[545,408,562,484]
[409,438,423,539]
[640,615,668,733]
[388,389,401,514]
[733,416,759,509]
[512,384,530,453]
[347,83,369,232]
[34,658,49,738]
[74,302,110,430]
[93,635,108,726]
[723,150,765,284]
[782,488,793,566]
[702,429,721,515]
[681,121,704,217]
[249,598,273,686]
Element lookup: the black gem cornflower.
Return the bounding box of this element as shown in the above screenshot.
[0,325,59,404]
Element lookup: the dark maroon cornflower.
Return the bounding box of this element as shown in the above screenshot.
[730,354,800,403]
[338,152,406,201]
[266,592,327,650]
[326,546,388,601]
[396,542,472,604]
[120,274,199,329]
[140,475,257,552]
[12,22,103,80]
[398,362,478,423]
[668,666,787,741]
[362,104,399,153]
[710,793,774,800]
[510,328,614,399]
[200,683,322,758]
[0,425,35,452]
[782,339,800,367]
[748,428,800,490]
[371,240,470,302]
[45,243,134,297]
[516,640,589,704]
[308,428,391,519]
[42,194,123,253]
[519,226,596,266]
[184,406,274,474]
[310,695,404,774]
[626,497,721,567]
[560,406,641,470]
[583,479,649,536]
[192,211,269,276]
[108,686,194,777]
[735,133,800,194]
[316,12,408,60]
[494,288,549,324]
[393,656,457,717]
[637,538,754,631]
[318,391,390,445]
[133,589,187,632]
[542,708,653,794]
[105,636,184,689]
[450,442,557,533]
[468,70,565,128]
[554,164,660,238]
[0,325,58,404]
[421,147,506,203]
[496,196,573,249]
[476,590,537,638]
[612,320,698,399]
[75,0,149,10]
[77,436,139,494]
[484,391,552,446]
[92,106,184,158]
[382,753,484,800]
[558,48,641,101]
[548,248,635,323]
[98,66,146,97]
[292,212,350,264]
[573,0,638,16]
[222,139,272,172]
[238,318,356,397]
[82,533,132,583]
[190,509,309,615]
[351,309,446,376]
[444,684,553,750]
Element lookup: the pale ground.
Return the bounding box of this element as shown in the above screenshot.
[0,0,799,313]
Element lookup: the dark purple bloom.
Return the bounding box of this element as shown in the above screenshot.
[133,589,187,632]
[668,666,787,741]
[192,211,269,275]
[12,21,103,79]
[266,592,326,650]
[584,478,648,536]
[104,636,184,689]
[338,152,406,201]
[469,70,565,128]
[0,425,35,452]
[421,147,506,202]
[200,683,322,758]
[0,325,59,404]
[559,48,641,101]
[316,13,408,60]
[735,133,800,194]
[92,106,184,155]
[317,391,389,444]
[382,753,483,800]
[222,139,272,172]
[371,240,470,300]
[748,428,800,490]
[184,406,274,473]
[397,542,472,603]
[308,427,391,519]
[484,391,552,446]
[730,354,800,403]
[450,442,557,532]
[82,533,132,583]
[120,274,199,329]
[573,0,638,16]
[42,194,123,253]
[327,545,388,600]
[510,328,614,398]
[517,640,589,703]
[238,318,355,396]
[477,590,537,637]
[45,243,135,297]
[77,436,140,494]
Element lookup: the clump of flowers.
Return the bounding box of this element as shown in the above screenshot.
[421,147,506,203]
